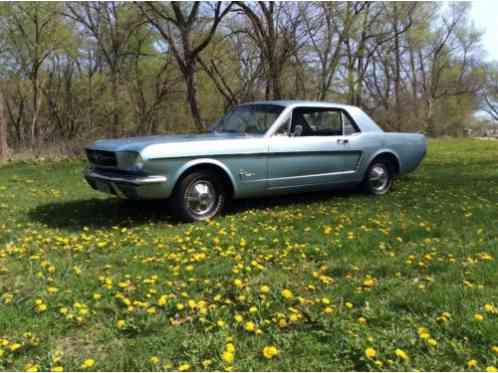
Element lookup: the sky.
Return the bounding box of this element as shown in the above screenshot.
[469,0,498,62]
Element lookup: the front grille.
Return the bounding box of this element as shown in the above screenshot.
[86,149,117,167]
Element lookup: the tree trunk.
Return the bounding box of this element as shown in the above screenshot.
[110,68,120,138]
[184,62,204,132]
[393,3,402,131]
[30,72,39,147]
[0,89,8,160]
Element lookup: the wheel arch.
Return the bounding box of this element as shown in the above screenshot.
[366,150,401,176]
[173,158,237,198]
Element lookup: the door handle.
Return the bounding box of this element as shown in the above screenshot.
[337,139,349,144]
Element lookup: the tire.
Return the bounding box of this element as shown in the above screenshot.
[362,160,393,195]
[170,170,226,222]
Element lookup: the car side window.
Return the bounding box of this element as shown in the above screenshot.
[343,112,360,135]
[291,108,343,136]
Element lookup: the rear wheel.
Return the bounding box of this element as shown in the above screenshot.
[170,170,226,222]
[362,160,393,195]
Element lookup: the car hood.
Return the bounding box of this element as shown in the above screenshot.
[89,132,257,151]
[87,132,266,159]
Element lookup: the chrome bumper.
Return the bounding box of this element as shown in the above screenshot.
[84,169,167,186]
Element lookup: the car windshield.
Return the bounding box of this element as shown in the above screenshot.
[212,104,284,135]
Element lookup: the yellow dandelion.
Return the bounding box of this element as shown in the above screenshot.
[81,359,95,369]
[262,345,279,359]
[24,363,39,372]
[281,289,294,300]
[365,347,377,359]
[395,348,408,361]
[244,321,256,332]
[178,363,191,371]
[222,350,234,363]
[467,360,478,369]
[149,356,160,365]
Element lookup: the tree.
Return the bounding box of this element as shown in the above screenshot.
[484,64,498,121]
[138,2,232,131]
[0,89,7,159]
[66,2,145,137]
[233,2,304,100]
[0,2,72,146]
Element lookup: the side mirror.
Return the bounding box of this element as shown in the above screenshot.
[292,125,303,137]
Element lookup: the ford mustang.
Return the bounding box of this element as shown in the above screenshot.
[84,101,426,222]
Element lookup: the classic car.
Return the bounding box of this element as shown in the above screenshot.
[84,100,427,222]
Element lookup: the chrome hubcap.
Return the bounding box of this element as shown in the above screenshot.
[368,165,389,192]
[185,180,216,216]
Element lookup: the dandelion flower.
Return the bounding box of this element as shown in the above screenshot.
[222,351,234,363]
[244,321,256,332]
[262,345,279,359]
[24,363,39,372]
[178,363,191,371]
[260,285,270,294]
[202,360,212,368]
[467,360,478,369]
[323,306,334,314]
[395,348,408,361]
[149,356,160,365]
[365,347,376,359]
[281,289,293,300]
[81,359,95,369]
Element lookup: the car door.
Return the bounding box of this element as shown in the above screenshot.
[267,106,362,190]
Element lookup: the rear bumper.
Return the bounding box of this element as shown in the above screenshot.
[84,168,170,199]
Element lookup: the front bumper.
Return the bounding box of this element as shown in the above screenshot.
[84,168,169,199]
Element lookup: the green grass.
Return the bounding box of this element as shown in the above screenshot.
[1,138,498,371]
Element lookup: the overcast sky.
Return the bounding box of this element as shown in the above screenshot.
[470,0,498,62]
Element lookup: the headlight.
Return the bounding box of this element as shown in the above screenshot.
[119,151,144,171]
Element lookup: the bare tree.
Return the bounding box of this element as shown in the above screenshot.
[484,63,498,121]
[1,3,68,147]
[234,2,304,100]
[66,2,145,137]
[138,2,232,131]
[0,89,8,159]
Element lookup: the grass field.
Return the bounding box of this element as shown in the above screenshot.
[0,139,498,372]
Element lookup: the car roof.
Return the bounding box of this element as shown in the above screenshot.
[239,100,357,110]
[239,100,383,133]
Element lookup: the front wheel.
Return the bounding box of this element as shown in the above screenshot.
[170,170,226,222]
[362,160,393,195]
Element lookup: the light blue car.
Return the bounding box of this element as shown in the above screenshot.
[84,101,427,221]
